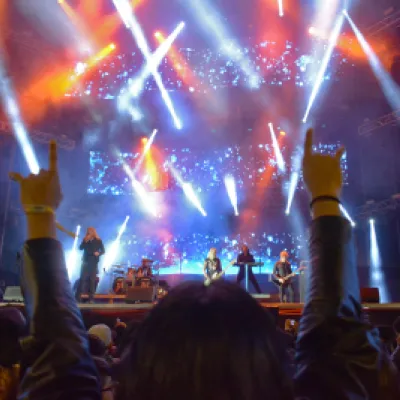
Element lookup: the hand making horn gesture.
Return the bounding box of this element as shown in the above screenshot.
[9,140,63,217]
[302,128,345,200]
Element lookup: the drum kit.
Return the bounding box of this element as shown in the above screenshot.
[109,259,168,297]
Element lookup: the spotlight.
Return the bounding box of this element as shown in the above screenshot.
[109,43,116,50]
[279,130,286,136]
[154,31,161,38]
[308,26,317,35]
[369,218,375,224]
[141,137,148,144]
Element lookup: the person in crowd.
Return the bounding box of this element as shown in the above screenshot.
[88,334,115,400]
[203,247,222,283]
[391,317,400,370]
[9,133,400,400]
[235,245,262,293]
[0,307,26,400]
[10,141,101,399]
[294,128,399,398]
[116,280,293,400]
[273,251,295,303]
[76,227,105,303]
[88,324,114,365]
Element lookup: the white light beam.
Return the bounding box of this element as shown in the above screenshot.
[112,0,183,128]
[268,122,285,173]
[303,12,345,123]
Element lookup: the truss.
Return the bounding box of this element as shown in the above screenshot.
[356,196,400,219]
[366,9,400,37]
[0,120,76,150]
[358,109,400,136]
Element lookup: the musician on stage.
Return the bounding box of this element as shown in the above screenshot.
[203,248,222,282]
[236,245,262,293]
[273,251,294,303]
[75,227,105,303]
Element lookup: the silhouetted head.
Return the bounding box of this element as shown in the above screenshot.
[241,245,249,255]
[117,281,293,400]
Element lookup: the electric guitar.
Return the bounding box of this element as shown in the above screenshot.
[204,260,236,286]
[272,265,306,287]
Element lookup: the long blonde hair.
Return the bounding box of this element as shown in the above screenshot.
[84,227,100,241]
[207,248,217,260]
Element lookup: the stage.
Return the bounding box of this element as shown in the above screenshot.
[2,297,400,330]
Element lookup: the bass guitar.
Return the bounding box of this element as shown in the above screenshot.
[272,265,306,287]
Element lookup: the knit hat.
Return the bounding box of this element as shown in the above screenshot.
[88,324,112,347]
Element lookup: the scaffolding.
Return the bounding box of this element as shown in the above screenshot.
[356,196,400,219]
[358,109,400,136]
[0,120,76,150]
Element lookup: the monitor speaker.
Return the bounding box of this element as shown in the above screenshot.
[360,287,380,303]
[126,286,156,303]
[3,286,23,303]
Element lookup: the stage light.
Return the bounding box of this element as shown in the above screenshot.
[154,31,161,38]
[112,0,183,129]
[308,26,317,35]
[285,172,299,215]
[268,122,285,173]
[339,204,356,227]
[224,175,239,216]
[277,0,284,17]
[182,183,207,217]
[122,162,158,216]
[109,43,116,50]
[132,179,158,216]
[344,12,400,111]
[0,59,40,174]
[279,131,286,136]
[119,22,185,127]
[134,129,158,174]
[168,163,207,216]
[302,12,345,123]
[58,0,64,4]
[67,225,81,282]
[185,0,261,90]
[369,217,388,302]
[101,216,130,273]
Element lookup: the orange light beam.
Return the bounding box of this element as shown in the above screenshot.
[93,0,144,45]
[69,42,117,84]
[154,31,199,87]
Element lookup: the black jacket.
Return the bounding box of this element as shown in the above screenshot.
[20,238,101,399]
[79,238,105,263]
[295,216,399,399]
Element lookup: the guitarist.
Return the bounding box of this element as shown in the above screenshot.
[273,251,295,303]
[203,248,222,283]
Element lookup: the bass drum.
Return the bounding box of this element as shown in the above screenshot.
[112,277,126,294]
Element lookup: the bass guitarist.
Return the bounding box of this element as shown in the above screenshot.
[273,251,295,303]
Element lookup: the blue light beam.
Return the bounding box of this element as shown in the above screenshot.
[112,0,183,129]
[303,12,345,123]
[344,11,400,111]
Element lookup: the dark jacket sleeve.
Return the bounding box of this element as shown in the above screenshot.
[99,240,105,256]
[392,346,400,371]
[287,262,292,275]
[272,262,279,279]
[19,238,101,400]
[295,216,398,400]
[79,240,86,251]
